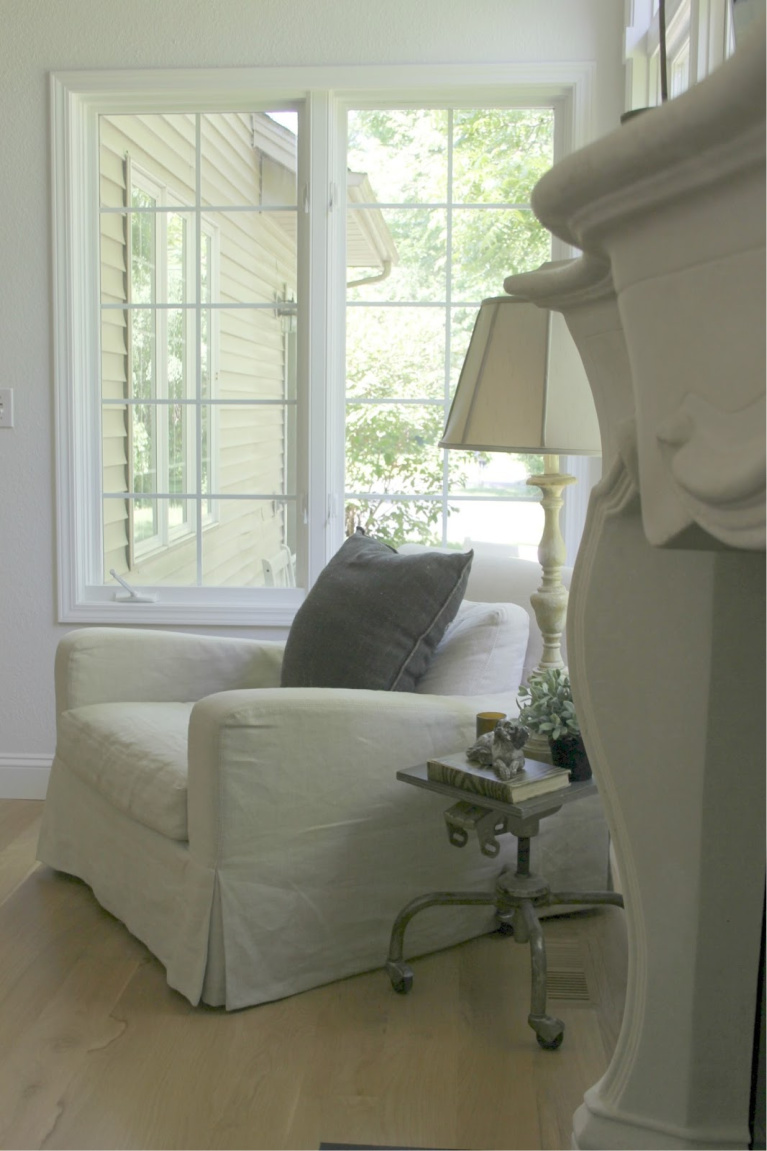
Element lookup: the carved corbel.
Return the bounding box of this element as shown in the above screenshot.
[657,393,766,549]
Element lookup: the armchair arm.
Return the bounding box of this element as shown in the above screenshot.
[186,686,508,866]
[55,628,285,714]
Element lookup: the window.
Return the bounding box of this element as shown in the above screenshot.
[52,66,593,624]
[650,0,693,101]
[98,111,294,596]
[118,167,216,563]
[625,0,734,110]
[343,107,555,561]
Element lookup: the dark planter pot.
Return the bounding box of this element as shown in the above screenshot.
[549,733,592,782]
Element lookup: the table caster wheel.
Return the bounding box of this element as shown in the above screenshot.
[495,910,515,936]
[536,1030,564,1050]
[529,1013,565,1049]
[386,959,413,994]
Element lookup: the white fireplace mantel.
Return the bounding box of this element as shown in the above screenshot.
[505,19,765,1151]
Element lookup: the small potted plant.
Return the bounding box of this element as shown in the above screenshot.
[516,668,592,781]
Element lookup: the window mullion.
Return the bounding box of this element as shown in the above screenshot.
[194,113,203,586]
[442,107,455,547]
[183,221,196,519]
[156,197,169,547]
[83,98,105,596]
[303,90,341,584]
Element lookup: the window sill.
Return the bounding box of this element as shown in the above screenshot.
[60,588,304,628]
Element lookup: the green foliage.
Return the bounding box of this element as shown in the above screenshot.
[346,306,445,401]
[345,106,556,544]
[517,668,580,740]
[452,108,554,204]
[344,499,442,548]
[344,401,446,546]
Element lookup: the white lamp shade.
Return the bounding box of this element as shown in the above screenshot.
[441,295,601,455]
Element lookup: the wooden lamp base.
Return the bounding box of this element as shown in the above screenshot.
[523,454,576,763]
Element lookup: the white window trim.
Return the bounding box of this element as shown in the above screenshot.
[51,63,595,626]
[624,0,733,110]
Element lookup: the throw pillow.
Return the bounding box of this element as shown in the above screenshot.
[415,600,530,697]
[281,530,473,691]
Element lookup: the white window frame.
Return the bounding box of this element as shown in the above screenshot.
[51,64,594,626]
[624,0,734,110]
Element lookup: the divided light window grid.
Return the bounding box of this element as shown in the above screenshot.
[99,111,299,590]
[344,107,555,559]
[52,68,593,624]
[126,169,215,557]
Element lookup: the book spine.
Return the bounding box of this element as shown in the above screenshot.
[427,762,510,802]
[427,760,568,802]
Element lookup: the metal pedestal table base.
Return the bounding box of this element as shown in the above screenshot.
[385,839,623,1050]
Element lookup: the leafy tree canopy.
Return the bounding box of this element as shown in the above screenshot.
[345,107,554,547]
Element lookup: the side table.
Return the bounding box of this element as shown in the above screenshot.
[386,762,624,1049]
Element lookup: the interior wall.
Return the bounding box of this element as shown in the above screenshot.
[0,0,624,773]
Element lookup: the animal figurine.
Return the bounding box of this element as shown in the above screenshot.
[466,718,529,781]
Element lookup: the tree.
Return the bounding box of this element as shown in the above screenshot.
[345,107,555,547]
[345,402,446,544]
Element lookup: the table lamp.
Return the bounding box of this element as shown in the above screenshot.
[441,294,600,685]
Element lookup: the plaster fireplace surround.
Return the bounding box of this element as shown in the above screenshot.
[505,18,765,1151]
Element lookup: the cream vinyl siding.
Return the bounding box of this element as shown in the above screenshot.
[99,144,131,575]
[99,112,294,588]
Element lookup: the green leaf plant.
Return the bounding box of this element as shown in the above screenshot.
[516,668,580,742]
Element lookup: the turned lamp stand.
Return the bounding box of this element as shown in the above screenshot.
[439,292,599,765]
[524,453,576,762]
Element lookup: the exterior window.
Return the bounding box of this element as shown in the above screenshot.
[625,0,734,111]
[52,67,592,624]
[651,0,693,101]
[344,108,554,561]
[122,173,215,561]
[99,113,293,591]
[669,38,692,96]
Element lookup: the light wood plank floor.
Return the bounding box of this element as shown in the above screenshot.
[0,800,627,1151]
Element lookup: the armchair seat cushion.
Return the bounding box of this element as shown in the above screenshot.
[58,702,192,841]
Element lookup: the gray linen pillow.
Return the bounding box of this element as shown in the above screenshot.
[281,530,473,691]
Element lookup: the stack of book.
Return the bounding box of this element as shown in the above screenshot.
[427,751,571,804]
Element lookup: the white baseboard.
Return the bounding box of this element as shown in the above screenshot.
[0,755,52,799]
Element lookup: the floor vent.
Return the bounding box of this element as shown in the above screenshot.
[545,937,591,1001]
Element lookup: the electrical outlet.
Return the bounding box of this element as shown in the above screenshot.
[0,389,14,428]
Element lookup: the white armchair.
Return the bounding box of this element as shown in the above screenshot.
[38,551,609,1011]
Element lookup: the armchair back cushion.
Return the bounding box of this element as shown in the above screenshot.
[399,544,572,684]
[281,530,472,691]
[415,599,529,697]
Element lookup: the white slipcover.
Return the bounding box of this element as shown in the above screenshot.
[38,552,608,1010]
